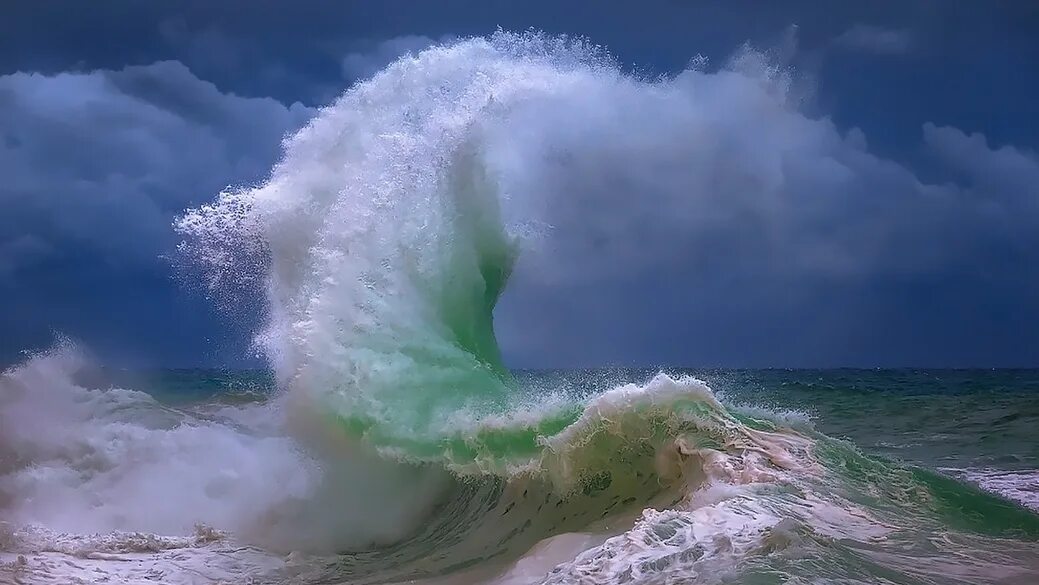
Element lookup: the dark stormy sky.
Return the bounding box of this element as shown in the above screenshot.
[1,1,1038,368]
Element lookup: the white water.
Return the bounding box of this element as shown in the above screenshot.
[0,345,309,538]
[955,468,1039,513]
[0,345,454,585]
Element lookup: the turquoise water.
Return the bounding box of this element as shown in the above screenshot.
[67,366,1039,584]
[111,366,1039,477]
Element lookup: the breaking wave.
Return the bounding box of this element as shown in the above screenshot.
[2,31,1037,585]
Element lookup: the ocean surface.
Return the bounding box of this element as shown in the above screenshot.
[2,361,1037,584]
[3,32,1039,584]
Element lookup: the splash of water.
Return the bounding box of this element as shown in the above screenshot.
[174,31,800,464]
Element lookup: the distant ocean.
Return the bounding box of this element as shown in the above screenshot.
[3,31,1038,584]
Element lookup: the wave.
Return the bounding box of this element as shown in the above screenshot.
[174,30,1039,584]
[4,347,1036,584]
[173,30,813,475]
[946,468,1039,513]
[3,31,1037,584]
[171,34,826,578]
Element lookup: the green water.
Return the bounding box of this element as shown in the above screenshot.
[91,366,1039,489]
[76,367,1039,584]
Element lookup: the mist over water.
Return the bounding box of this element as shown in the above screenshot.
[2,31,1038,584]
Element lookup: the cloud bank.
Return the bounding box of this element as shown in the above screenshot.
[1,31,1038,367]
[0,61,312,363]
[489,49,1039,367]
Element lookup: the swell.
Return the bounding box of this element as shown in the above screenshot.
[4,347,1038,585]
[171,31,1039,584]
[271,376,1039,584]
[270,374,821,583]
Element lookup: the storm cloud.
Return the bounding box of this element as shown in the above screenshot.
[493,51,1039,367]
[0,61,312,363]
[1,2,1038,367]
[834,25,913,54]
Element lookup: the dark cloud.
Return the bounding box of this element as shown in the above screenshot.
[491,52,1039,367]
[0,2,1038,367]
[834,25,913,54]
[0,61,313,364]
[924,123,1039,196]
[3,2,1034,107]
[341,35,457,81]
